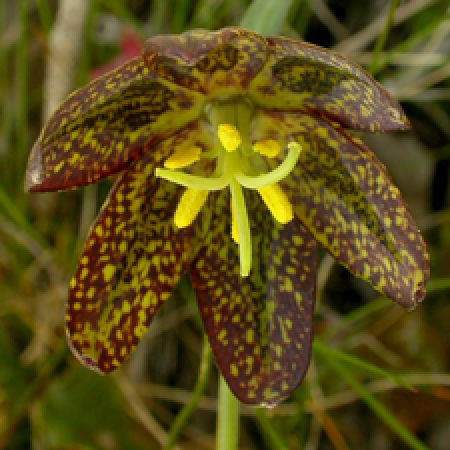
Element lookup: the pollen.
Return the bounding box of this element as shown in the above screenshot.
[174,188,209,228]
[258,183,293,224]
[218,124,241,152]
[164,146,201,169]
[253,139,281,158]
[231,198,239,243]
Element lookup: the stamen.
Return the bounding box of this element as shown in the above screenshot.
[155,168,230,191]
[218,124,241,153]
[235,141,301,189]
[174,188,208,228]
[258,183,293,224]
[164,146,201,169]
[231,199,239,243]
[230,179,251,277]
[253,139,281,158]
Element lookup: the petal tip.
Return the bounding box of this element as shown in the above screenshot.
[24,140,44,193]
[65,326,105,374]
[414,286,427,305]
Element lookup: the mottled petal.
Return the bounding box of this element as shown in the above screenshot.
[66,138,212,373]
[143,27,267,98]
[263,112,429,308]
[25,57,204,192]
[249,36,409,132]
[191,191,317,406]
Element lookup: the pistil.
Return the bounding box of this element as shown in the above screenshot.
[155,100,301,277]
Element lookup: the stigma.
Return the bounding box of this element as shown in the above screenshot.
[155,100,301,277]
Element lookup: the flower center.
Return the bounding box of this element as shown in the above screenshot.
[155,100,301,277]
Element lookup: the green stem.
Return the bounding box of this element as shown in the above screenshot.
[165,338,212,449]
[217,375,240,450]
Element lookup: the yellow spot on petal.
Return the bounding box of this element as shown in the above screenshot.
[414,268,424,286]
[174,188,208,228]
[258,183,293,224]
[253,139,281,158]
[103,264,116,282]
[218,124,241,152]
[164,146,201,169]
[54,161,65,173]
[69,152,80,165]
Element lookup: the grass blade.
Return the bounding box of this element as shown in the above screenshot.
[314,340,415,391]
[319,349,430,450]
[240,0,294,35]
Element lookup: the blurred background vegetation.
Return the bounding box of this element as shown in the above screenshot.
[1,0,450,448]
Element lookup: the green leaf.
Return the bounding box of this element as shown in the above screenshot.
[32,368,143,449]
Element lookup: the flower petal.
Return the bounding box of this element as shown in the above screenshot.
[25,57,204,192]
[191,191,317,406]
[264,111,429,308]
[66,140,212,373]
[143,27,267,98]
[249,36,409,132]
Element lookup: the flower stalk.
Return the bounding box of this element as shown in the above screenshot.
[217,375,240,450]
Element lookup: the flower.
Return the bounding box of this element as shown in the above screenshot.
[25,27,430,407]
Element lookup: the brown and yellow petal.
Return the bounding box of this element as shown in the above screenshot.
[143,27,267,98]
[261,111,429,308]
[66,138,212,373]
[249,36,410,132]
[191,190,317,406]
[25,57,204,192]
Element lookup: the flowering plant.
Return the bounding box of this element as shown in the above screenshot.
[26,27,429,407]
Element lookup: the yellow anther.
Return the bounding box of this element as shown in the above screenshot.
[253,139,281,158]
[218,124,241,152]
[164,146,201,169]
[258,183,293,224]
[231,198,239,243]
[174,188,208,228]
